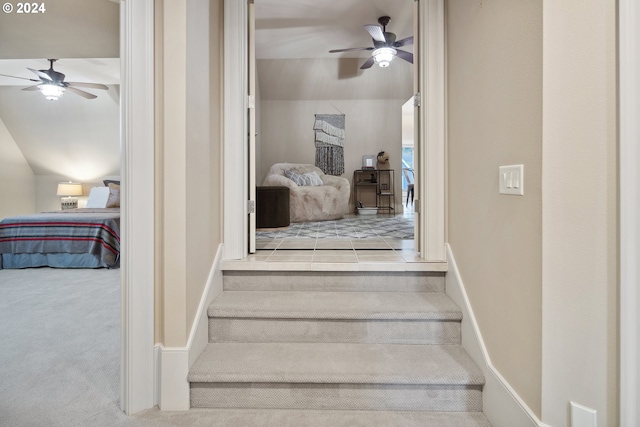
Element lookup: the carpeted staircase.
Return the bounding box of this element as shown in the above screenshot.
[188,271,491,426]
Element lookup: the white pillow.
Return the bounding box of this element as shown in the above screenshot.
[106,183,120,208]
[284,170,323,186]
[85,187,110,208]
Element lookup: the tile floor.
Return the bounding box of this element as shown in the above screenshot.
[231,212,432,268]
[256,214,415,240]
[250,237,423,264]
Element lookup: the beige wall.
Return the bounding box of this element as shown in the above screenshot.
[257,58,412,102]
[154,0,223,347]
[0,117,35,218]
[541,1,617,426]
[259,99,406,212]
[447,0,543,417]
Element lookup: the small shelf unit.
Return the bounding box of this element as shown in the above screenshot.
[353,169,396,214]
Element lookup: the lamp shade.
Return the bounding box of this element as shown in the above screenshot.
[57,182,83,197]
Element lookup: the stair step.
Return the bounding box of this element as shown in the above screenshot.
[208,291,461,320]
[209,291,461,344]
[189,342,482,384]
[164,409,491,426]
[189,343,484,411]
[223,270,445,292]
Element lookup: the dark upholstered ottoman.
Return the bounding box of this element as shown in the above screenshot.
[256,186,290,228]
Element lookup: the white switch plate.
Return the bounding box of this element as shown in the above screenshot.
[571,401,597,427]
[499,164,524,195]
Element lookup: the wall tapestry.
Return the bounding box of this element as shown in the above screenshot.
[314,114,345,176]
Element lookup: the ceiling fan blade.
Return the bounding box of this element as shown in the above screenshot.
[395,49,414,64]
[0,73,40,82]
[364,24,386,43]
[394,36,414,47]
[66,86,98,99]
[360,56,376,70]
[329,47,374,53]
[27,68,53,81]
[21,84,41,91]
[67,82,109,90]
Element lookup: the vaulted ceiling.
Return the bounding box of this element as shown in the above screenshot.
[255,0,413,60]
[255,0,414,101]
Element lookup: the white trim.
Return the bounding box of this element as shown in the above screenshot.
[417,0,447,261]
[154,244,224,410]
[153,345,160,406]
[156,345,190,411]
[223,0,249,260]
[120,0,156,415]
[445,244,544,427]
[188,244,224,365]
[619,0,640,425]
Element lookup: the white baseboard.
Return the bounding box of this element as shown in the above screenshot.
[157,345,190,410]
[188,244,224,366]
[154,244,224,411]
[153,345,160,406]
[445,244,545,427]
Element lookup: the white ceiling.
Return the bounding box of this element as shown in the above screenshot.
[255,0,414,60]
[255,0,414,101]
[0,0,119,60]
[0,0,120,86]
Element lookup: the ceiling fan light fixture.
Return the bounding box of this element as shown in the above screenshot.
[39,83,64,101]
[372,47,396,68]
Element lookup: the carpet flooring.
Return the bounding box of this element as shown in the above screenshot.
[0,267,489,426]
[0,267,129,426]
[256,214,414,240]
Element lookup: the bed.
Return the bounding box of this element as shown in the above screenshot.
[0,208,120,269]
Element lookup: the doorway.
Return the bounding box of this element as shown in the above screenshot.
[222,0,446,258]
[251,1,418,255]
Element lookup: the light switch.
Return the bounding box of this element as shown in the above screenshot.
[499,164,524,195]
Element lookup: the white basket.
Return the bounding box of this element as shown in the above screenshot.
[357,207,378,215]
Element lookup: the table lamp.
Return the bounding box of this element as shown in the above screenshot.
[57,182,83,210]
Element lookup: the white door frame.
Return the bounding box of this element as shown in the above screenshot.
[248,0,257,253]
[223,0,250,260]
[416,0,446,261]
[120,0,156,415]
[222,0,446,261]
[619,0,640,424]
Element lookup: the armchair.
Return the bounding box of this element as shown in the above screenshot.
[262,163,350,223]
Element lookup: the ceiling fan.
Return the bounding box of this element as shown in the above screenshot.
[0,59,108,100]
[329,16,414,70]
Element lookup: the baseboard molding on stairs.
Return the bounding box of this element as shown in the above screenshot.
[445,244,546,427]
[154,244,225,411]
[156,344,189,410]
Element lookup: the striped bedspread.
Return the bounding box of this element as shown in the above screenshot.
[0,208,120,269]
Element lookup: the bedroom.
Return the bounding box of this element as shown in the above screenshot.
[0,1,120,267]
